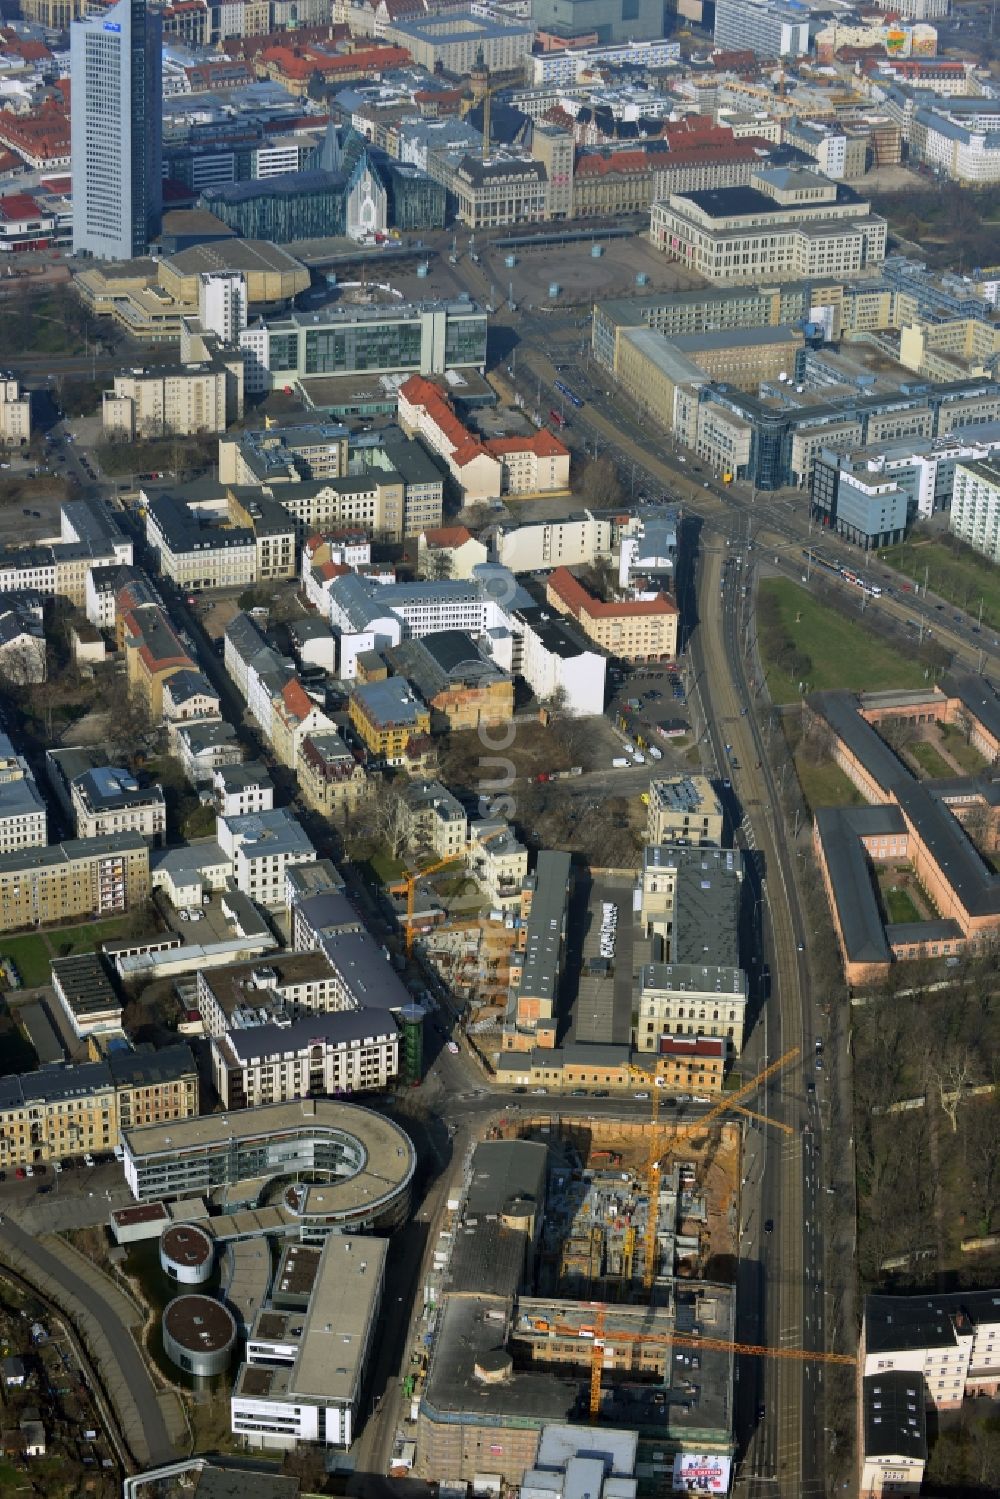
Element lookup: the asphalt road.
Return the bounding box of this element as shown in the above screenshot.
[689,543,823,1498]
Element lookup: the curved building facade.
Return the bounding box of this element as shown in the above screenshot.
[122,1097,416,1232]
[162,1293,236,1378]
[160,1223,214,1285]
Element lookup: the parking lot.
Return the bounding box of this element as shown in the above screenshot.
[609,662,692,753]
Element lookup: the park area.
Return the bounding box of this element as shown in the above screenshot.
[0,916,138,992]
[758,577,929,705]
[880,533,1000,634]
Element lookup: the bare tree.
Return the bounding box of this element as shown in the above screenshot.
[371,783,410,860]
[580,454,624,507]
[0,637,45,687]
[929,1045,975,1134]
[425,548,453,581]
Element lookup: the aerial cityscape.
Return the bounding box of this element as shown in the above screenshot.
[0,0,998,1495]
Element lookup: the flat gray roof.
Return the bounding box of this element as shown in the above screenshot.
[517,851,572,1004]
[466,1139,548,1219]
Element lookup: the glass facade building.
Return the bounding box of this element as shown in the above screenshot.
[200,170,348,244]
[240,300,487,392]
[71,0,162,260]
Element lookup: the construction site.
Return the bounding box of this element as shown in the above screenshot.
[411,1122,741,1484]
[502,1115,740,1301]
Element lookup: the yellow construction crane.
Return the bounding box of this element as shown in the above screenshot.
[392,856,463,957]
[582,1312,854,1421]
[636,1049,800,1293]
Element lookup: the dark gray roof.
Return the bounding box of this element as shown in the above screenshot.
[807,691,910,796]
[885,919,963,944]
[943,672,1000,748]
[894,781,1000,918]
[814,808,890,966]
[222,1008,395,1064]
[446,1219,526,1300]
[673,856,740,967]
[108,1043,196,1089]
[862,1371,927,1461]
[865,1293,967,1353]
[466,1139,548,1219]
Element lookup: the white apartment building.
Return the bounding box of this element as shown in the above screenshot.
[530,39,680,86]
[468,819,529,912]
[862,1291,1000,1409]
[493,606,607,718]
[636,961,749,1054]
[651,167,887,285]
[872,0,949,18]
[0,732,47,854]
[102,359,242,439]
[144,494,257,593]
[860,1371,927,1499]
[327,570,515,680]
[0,377,31,445]
[231,1236,386,1450]
[216,808,316,907]
[211,1008,399,1109]
[212,763,274,819]
[496,511,614,574]
[950,459,1000,562]
[198,271,247,345]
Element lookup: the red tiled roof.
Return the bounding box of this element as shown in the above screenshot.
[320,560,351,580]
[280,678,313,719]
[548,566,678,620]
[485,431,569,459]
[421,525,473,547]
[659,1035,725,1058]
[399,375,492,469]
[0,193,44,221]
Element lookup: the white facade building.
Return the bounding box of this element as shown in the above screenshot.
[0,732,47,854]
[232,1236,386,1450]
[950,459,1000,562]
[216,808,316,907]
[496,511,614,574]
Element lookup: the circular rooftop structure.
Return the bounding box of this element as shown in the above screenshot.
[160,1223,214,1285]
[162,1294,236,1378]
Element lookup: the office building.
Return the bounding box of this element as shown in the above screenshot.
[637,963,748,1055]
[217,808,316,907]
[71,0,163,259]
[714,0,810,57]
[384,11,534,73]
[348,678,431,764]
[647,776,724,848]
[212,1008,399,1110]
[532,0,665,46]
[121,1099,416,1227]
[239,299,487,395]
[651,168,887,285]
[231,1235,387,1449]
[950,460,1000,563]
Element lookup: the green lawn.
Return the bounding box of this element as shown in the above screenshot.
[882,885,922,925]
[45,916,134,959]
[879,536,1000,633]
[939,722,989,774]
[909,740,954,780]
[0,934,50,988]
[368,850,406,886]
[759,578,930,704]
[792,750,866,815]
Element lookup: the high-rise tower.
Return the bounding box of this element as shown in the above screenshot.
[71,0,162,260]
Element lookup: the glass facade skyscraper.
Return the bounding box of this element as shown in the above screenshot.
[71,0,162,260]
